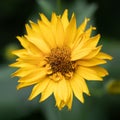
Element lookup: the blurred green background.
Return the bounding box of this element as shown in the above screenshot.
[0,0,120,120]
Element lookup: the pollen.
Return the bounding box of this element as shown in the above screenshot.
[47,46,74,78]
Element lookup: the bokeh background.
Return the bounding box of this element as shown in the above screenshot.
[0,0,120,120]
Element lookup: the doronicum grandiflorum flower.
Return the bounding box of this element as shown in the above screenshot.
[10,9,112,110]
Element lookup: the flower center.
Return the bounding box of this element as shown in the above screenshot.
[47,46,75,79]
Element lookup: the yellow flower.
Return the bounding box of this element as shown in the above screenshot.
[105,79,120,94]
[10,9,112,110]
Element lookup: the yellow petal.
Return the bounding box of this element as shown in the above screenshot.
[12,49,27,57]
[28,78,50,100]
[18,69,46,82]
[61,9,69,29]
[64,15,76,47]
[10,61,32,68]
[96,52,113,60]
[92,66,108,77]
[40,13,50,26]
[29,21,41,33]
[83,45,102,59]
[56,99,66,110]
[70,74,84,103]
[78,77,90,95]
[84,26,94,39]
[40,80,55,102]
[25,24,33,35]
[54,78,69,104]
[50,13,58,41]
[71,35,101,60]
[65,80,73,110]
[10,56,45,69]
[73,73,90,95]
[38,21,56,48]
[77,66,103,81]
[71,18,90,49]
[71,48,92,61]
[17,36,50,54]
[71,33,86,50]
[78,58,107,66]
[51,12,57,25]
[82,34,100,48]
[77,18,90,34]
[55,18,65,47]
[18,57,46,66]
[66,90,73,110]
[54,80,73,110]
[26,36,50,54]
[73,26,96,50]
[12,67,35,77]
[17,81,39,90]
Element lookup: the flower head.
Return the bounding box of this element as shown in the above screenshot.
[10,9,112,110]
